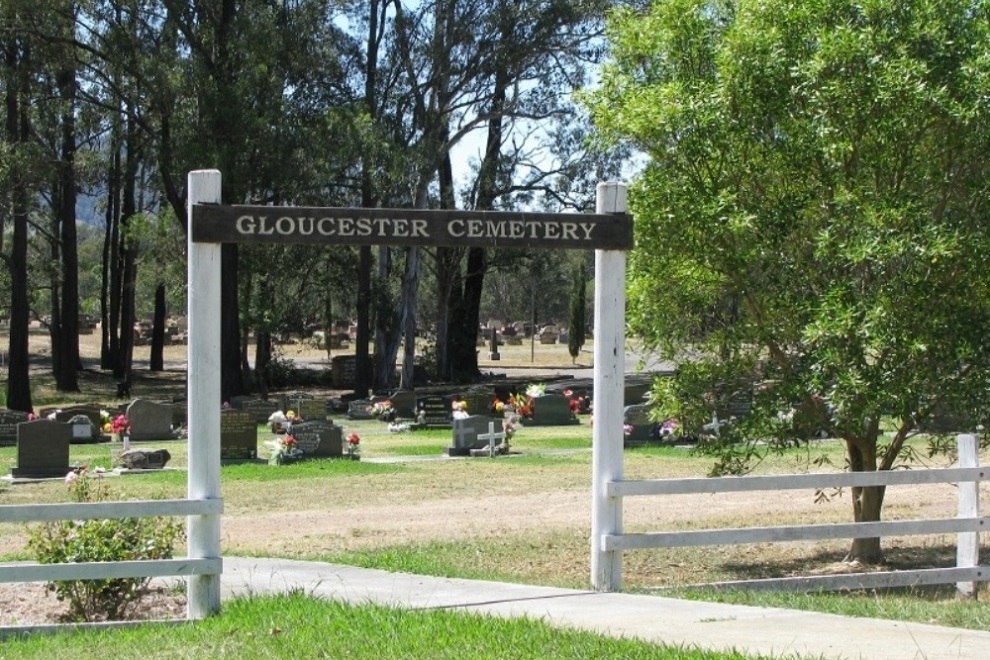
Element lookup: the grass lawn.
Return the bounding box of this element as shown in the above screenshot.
[0,593,764,659]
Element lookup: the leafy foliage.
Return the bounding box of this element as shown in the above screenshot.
[27,472,185,622]
[585,0,990,555]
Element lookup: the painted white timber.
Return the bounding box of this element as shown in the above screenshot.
[607,466,986,497]
[591,181,627,592]
[0,558,222,584]
[602,516,989,551]
[187,170,223,618]
[699,566,987,593]
[958,434,981,597]
[0,498,222,523]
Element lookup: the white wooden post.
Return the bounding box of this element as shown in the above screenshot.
[957,433,980,598]
[591,181,627,591]
[187,170,223,617]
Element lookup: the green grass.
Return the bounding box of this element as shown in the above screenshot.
[0,593,761,659]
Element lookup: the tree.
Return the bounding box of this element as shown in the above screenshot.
[568,263,586,363]
[585,0,990,562]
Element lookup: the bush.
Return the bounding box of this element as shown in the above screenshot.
[27,471,185,622]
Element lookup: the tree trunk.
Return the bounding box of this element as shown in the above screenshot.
[845,436,885,563]
[5,62,32,412]
[150,283,166,371]
[55,61,79,391]
[221,243,245,402]
[254,330,272,400]
[399,247,421,389]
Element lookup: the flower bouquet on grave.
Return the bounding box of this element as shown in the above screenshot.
[451,400,469,421]
[525,383,546,398]
[369,400,395,422]
[508,393,533,419]
[490,398,506,415]
[345,432,361,458]
[267,434,303,465]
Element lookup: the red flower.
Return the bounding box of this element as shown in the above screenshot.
[283,435,298,447]
[347,433,360,446]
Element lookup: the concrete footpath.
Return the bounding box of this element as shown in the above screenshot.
[223,557,990,659]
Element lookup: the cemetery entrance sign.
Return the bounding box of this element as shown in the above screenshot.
[192,204,632,250]
[185,171,631,619]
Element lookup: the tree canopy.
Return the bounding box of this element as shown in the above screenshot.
[584,0,990,561]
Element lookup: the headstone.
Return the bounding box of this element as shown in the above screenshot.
[417,395,452,427]
[446,415,505,457]
[522,394,577,426]
[12,420,71,478]
[66,414,101,444]
[282,393,327,423]
[331,355,357,388]
[347,399,373,420]
[0,409,30,447]
[53,405,103,430]
[220,409,258,461]
[505,335,523,346]
[489,327,500,361]
[230,396,282,424]
[288,420,343,458]
[388,390,417,419]
[117,448,171,470]
[126,399,175,441]
[623,404,657,446]
[460,390,496,418]
[165,399,188,428]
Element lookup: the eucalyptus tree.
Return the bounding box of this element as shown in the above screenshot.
[585,0,990,562]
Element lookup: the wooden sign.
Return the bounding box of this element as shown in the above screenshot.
[192,205,633,250]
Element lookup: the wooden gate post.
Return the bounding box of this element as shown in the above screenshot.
[957,433,980,598]
[187,170,223,617]
[591,182,627,591]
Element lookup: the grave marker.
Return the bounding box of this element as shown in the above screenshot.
[521,394,577,426]
[0,409,30,447]
[417,395,451,427]
[66,414,101,444]
[12,420,72,478]
[289,420,342,458]
[126,399,175,441]
[446,415,506,457]
[347,399,373,420]
[623,404,657,446]
[220,410,258,461]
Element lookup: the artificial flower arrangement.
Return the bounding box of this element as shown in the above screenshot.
[267,410,300,433]
[267,434,302,465]
[562,389,590,414]
[369,400,395,421]
[451,399,469,420]
[525,383,546,398]
[100,412,130,435]
[346,432,361,456]
[387,421,411,433]
[508,393,533,418]
[490,398,505,414]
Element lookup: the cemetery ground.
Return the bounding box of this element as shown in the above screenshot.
[1,329,989,642]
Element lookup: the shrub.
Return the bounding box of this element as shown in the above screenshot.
[27,470,185,622]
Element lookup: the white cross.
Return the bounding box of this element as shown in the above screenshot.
[478,421,506,458]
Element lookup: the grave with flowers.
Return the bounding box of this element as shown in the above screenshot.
[510,384,578,427]
[268,420,345,463]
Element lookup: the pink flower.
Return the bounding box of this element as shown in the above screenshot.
[65,471,79,488]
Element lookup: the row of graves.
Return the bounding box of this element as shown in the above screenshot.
[347,382,587,458]
[3,398,188,479]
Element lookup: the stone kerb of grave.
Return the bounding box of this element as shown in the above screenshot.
[0,409,31,448]
[446,416,506,457]
[12,420,72,478]
[288,420,343,458]
[125,399,176,441]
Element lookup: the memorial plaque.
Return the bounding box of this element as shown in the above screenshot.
[221,410,258,461]
[347,399,373,420]
[417,395,451,427]
[623,404,657,447]
[0,409,30,447]
[332,355,357,388]
[289,420,342,458]
[233,397,282,424]
[67,414,100,444]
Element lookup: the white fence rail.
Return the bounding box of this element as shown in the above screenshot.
[0,497,223,605]
[598,434,986,594]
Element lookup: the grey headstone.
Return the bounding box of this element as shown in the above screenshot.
[53,405,103,430]
[288,420,342,458]
[0,409,30,447]
[416,395,452,427]
[623,404,656,446]
[237,398,283,424]
[12,420,72,478]
[281,393,327,423]
[446,416,505,456]
[331,355,357,388]
[126,399,175,441]
[220,410,258,461]
[388,390,417,419]
[523,394,577,426]
[347,399,373,420]
[67,414,101,444]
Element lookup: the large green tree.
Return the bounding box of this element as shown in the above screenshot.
[586,0,990,562]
